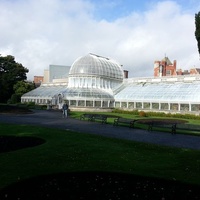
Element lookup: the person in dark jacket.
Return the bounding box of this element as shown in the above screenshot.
[62,103,68,118]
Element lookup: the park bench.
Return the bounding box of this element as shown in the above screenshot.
[175,124,200,134]
[80,113,107,124]
[147,122,200,135]
[80,113,94,121]
[147,122,177,134]
[113,117,138,128]
[91,114,107,124]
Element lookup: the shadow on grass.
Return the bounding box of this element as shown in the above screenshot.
[0,136,46,153]
[0,171,200,200]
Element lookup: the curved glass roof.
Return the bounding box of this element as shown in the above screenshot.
[22,85,114,100]
[114,82,200,103]
[69,53,124,80]
[62,88,114,100]
[21,85,67,98]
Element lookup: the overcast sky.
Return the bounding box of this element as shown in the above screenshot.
[0,0,200,80]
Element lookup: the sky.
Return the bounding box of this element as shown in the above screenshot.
[0,0,200,80]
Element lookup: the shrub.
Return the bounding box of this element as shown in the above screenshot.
[139,111,146,117]
[7,94,21,104]
[112,109,139,115]
[112,108,200,120]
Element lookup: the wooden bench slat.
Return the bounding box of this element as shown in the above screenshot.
[113,117,137,128]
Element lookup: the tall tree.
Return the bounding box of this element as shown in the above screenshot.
[195,11,200,56]
[0,55,29,103]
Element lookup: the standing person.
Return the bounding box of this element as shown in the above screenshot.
[62,102,68,118]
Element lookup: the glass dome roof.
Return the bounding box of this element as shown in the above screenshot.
[62,88,114,100]
[69,53,124,80]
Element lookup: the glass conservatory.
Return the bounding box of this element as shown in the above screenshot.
[21,53,124,109]
[60,53,124,108]
[68,53,124,89]
[21,83,67,106]
[114,78,200,113]
[21,53,200,114]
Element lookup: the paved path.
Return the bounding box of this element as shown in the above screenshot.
[0,110,200,150]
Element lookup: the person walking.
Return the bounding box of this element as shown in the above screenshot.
[62,103,68,118]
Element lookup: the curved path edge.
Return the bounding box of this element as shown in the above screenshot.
[0,110,200,150]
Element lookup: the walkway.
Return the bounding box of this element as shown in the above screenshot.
[0,110,200,150]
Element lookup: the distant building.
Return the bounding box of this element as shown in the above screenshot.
[189,68,200,75]
[176,69,190,75]
[154,56,200,77]
[154,57,177,77]
[42,64,71,83]
[33,76,44,87]
[48,64,70,83]
[34,65,70,85]
[43,69,49,83]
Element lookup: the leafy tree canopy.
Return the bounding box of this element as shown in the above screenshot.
[13,81,35,97]
[195,11,200,56]
[0,55,29,103]
[7,81,35,104]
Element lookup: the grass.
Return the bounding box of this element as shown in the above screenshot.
[1,123,200,190]
[0,111,200,200]
[1,106,200,199]
[72,111,200,136]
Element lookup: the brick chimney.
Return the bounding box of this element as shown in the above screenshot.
[173,60,177,70]
[123,70,129,78]
[177,69,182,75]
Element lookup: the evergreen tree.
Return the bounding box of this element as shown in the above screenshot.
[195,11,200,56]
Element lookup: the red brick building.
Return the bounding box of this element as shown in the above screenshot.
[190,68,200,75]
[154,57,200,77]
[154,57,177,77]
[33,76,44,87]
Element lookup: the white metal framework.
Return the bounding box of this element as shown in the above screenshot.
[21,54,200,114]
[114,76,200,113]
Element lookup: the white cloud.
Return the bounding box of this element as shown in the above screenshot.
[0,0,199,80]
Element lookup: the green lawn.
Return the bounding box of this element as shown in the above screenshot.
[1,105,200,198]
[71,111,200,136]
[1,122,200,191]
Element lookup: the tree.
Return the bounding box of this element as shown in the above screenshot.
[8,81,35,103]
[195,11,200,56]
[0,55,29,103]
